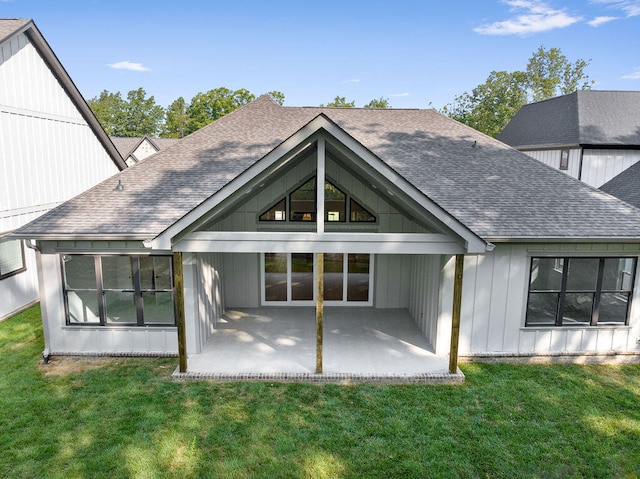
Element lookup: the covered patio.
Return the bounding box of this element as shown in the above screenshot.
[176,307,463,383]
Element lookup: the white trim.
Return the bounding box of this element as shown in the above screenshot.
[260,252,374,306]
[175,231,465,254]
[317,137,325,234]
[151,116,487,253]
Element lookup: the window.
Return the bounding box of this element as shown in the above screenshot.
[259,176,376,224]
[262,253,373,305]
[62,255,175,326]
[0,239,26,279]
[526,257,636,327]
[559,149,569,170]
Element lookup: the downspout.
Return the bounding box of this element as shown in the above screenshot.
[25,241,51,364]
[578,147,584,181]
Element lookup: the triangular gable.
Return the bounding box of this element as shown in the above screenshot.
[0,19,126,170]
[151,114,488,253]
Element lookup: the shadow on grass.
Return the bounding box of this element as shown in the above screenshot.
[1,306,639,478]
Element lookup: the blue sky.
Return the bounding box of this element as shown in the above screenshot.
[2,0,640,109]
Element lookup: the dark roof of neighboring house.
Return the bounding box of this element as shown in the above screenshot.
[110,136,180,159]
[600,161,640,209]
[0,18,126,170]
[15,95,640,241]
[498,90,640,149]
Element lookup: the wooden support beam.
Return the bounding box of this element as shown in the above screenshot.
[449,254,464,374]
[316,252,324,374]
[173,252,187,373]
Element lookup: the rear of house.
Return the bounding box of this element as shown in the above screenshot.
[14,96,640,378]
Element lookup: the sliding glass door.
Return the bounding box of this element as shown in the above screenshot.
[262,253,373,306]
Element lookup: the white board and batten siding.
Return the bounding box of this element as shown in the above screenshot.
[0,31,121,320]
[523,149,640,188]
[456,243,640,357]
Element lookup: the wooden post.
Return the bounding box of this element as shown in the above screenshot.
[316,252,324,374]
[449,254,464,374]
[173,252,187,373]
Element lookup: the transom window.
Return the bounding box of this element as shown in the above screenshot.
[62,255,176,327]
[526,257,636,327]
[0,239,26,280]
[259,176,376,223]
[262,252,372,305]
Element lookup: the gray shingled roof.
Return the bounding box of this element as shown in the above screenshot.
[600,161,640,209]
[110,136,180,158]
[0,18,30,43]
[15,95,640,241]
[498,90,640,148]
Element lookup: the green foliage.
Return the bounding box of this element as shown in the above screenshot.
[186,87,256,134]
[267,90,286,106]
[88,88,164,137]
[87,90,126,136]
[2,305,640,478]
[322,96,356,108]
[162,97,189,138]
[443,46,594,137]
[364,97,391,109]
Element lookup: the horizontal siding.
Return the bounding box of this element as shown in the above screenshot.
[581,149,640,187]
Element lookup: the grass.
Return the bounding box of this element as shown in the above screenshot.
[1,305,640,478]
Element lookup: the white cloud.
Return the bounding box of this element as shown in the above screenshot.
[341,79,360,84]
[389,92,410,97]
[587,15,619,25]
[592,0,640,17]
[622,68,640,79]
[107,61,150,72]
[475,0,582,35]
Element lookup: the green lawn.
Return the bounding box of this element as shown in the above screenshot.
[1,305,639,479]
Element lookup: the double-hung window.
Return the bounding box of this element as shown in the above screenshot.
[62,255,175,326]
[526,257,636,327]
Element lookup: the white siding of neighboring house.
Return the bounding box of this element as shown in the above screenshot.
[581,149,640,187]
[522,148,640,188]
[522,149,581,180]
[0,32,120,320]
[453,243,640,357]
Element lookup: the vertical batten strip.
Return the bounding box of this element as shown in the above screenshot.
[317,138,325,233]
[449,254,464,374]
[173,252,187,373]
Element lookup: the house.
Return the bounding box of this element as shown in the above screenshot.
[0,19,126,321]
[13,96,640,380]
[497,90,640,188]
[111,136,179,166]
[600,161,640,209]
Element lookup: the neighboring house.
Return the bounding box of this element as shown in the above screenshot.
[0,19,126,320]
[497,90,640,188]
[13,96,640,378]
[111,136,179,166]
[600,161,640,209]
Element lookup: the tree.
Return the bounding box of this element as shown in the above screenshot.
[322,96,355,108]
[121,88,164,137]
[526,46,594,102]
[162,97,189,138]
[267,90,285,106]
[443,46,593,137]
[88,88,164,137]
[364,97,391,109]
[186,87,256,134]
[87,90,126,136]
[442,71,528,138]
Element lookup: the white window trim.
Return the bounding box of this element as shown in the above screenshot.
[261,253,374,306]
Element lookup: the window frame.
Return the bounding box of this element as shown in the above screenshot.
[61,254,176,327]
[0,239,27,280]
[258,175,377,225]
[525,256,636,328]
[559,149,570,171]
